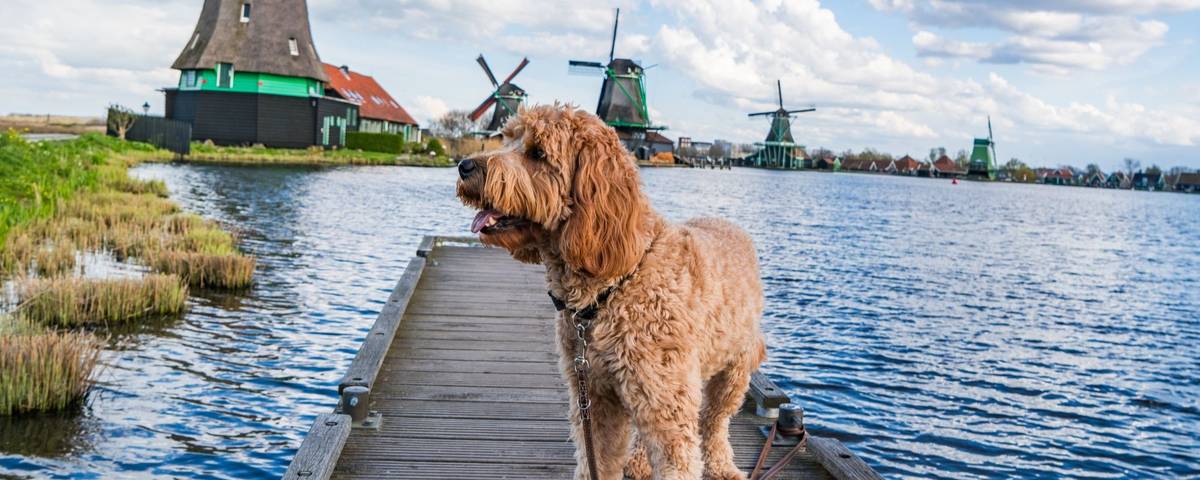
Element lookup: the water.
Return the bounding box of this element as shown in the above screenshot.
[2,165,1197,479]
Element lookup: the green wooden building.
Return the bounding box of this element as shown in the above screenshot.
[165,0,357,148]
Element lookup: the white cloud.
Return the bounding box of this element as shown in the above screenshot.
[875,0,1189,72]
[646,0,1198,149]
[409,95,450,124]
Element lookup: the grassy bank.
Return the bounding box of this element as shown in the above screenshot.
[181,142,454,167]
[1,131,256,414]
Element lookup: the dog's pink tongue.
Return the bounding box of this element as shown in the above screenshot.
[471,210,502,233]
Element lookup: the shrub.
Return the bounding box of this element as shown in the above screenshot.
[425,138,445,156]
[347,132,405,154]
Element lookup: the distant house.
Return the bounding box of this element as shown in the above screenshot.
[1131,172,1165,191]
[1041,167,1075,186]
[841,157,894,173]
[1105,171,1131,189]
[1172,172,1200,193]
[322,64,420,142]
[617,130,674,159]
[917,161,934,177]
[894,155,921,175]
[1083,170,1106,188]
[814,154,839,170]
[930,154,964,178]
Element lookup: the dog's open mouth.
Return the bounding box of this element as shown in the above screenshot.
[471,209,531,234]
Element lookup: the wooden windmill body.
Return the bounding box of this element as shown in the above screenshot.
[569,8,670,160]
[745,80,815,169]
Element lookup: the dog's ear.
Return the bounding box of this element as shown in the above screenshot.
[558,115,646,279]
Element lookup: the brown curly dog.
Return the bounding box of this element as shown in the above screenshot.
[456,104,766,480]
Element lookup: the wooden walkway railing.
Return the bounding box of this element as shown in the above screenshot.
[284,236,881,479]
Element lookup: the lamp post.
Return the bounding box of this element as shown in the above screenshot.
[142,102,150,115]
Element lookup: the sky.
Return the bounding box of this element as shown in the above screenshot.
[1,0,1198,171]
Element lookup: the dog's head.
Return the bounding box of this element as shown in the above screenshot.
[455,104,647,279]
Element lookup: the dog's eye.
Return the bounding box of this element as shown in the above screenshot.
[529,146,546,161]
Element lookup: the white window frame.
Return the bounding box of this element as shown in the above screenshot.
[240,2,251,22]
[217,63,234,88]
[182,70,198,89]
[288,37,299,56]
[189,33,200,49]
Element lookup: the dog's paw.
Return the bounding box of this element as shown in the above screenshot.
[703,465,747,480]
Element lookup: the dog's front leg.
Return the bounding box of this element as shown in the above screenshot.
[618,358,704,479]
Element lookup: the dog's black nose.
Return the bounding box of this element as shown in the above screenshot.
[458,158,476,179]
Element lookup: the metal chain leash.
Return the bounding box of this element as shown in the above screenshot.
[572,309,600,480]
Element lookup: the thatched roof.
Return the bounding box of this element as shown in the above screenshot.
[172,0,329,82]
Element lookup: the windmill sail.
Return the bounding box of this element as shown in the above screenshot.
[470,55,528,133]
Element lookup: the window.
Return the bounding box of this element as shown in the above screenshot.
[288,37,298,56]
[217,63,234,88]
[189,33,200,49]
[240,2,251,22]
[182,70,198,88]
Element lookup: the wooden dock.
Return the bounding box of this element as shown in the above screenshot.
[284,236,881,480]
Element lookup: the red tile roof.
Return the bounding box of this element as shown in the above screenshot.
[932,154,964,174]
[322,63,417,126]
[894,155,920,172]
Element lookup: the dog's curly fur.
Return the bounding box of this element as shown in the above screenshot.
[456,105,766,480]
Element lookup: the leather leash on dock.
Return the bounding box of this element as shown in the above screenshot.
[750,403,808,480]
[550,288,615,480]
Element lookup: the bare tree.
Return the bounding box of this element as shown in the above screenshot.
[929,147,946,163]
[1123,157,1141,175]
[707,143,726,159]
[955,149,969,168]
[430,110,482,157]
[107,104,137,141]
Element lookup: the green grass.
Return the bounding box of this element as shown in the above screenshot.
[180,141,454,167]
[0,132,258,415]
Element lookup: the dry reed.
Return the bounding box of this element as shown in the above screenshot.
[146,251,255,289]
[0,330,102,415]
[16,275,188,327]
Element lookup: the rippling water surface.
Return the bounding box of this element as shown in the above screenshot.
[1,164,1197,479]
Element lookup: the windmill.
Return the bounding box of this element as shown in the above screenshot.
[967,115,998,180]
[744,80,815,169]
[569,8,666,159]
[469,54,529,135]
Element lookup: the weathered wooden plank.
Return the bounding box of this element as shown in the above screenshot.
[400,329,556,344]
[338,256,426,393]
[807,436,884,480]
[388,347,558,363]
[383,358,559,375]
[367,399,568,420]
[283,414,352,480]
[379,370,563,389]
[370,384,569,404]
[333,461,574,479]
[393,338,559,353]
[750,370,792,410]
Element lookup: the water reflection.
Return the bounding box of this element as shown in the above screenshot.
[1,165,1196,479]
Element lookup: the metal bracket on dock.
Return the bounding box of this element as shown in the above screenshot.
[338,385,382,430]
